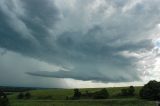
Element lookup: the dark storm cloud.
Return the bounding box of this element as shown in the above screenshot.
[25,37,153,83]
[0,0,160,85]
[21,0,60,42]
[0,0,59,58]
[27,69,139,83]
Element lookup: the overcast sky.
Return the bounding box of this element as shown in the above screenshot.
[0,0,160,88]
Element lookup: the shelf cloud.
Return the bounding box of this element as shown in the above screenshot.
[0,0,160,87]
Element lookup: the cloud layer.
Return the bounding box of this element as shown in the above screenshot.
[0,0,160,87]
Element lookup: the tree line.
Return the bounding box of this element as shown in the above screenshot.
[66,86,135,100]
[0,86,36,92]
[71,88,110,99]
[68,80,160,100]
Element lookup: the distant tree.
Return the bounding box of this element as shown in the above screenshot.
[85,90,89,95]
[93,88,109,99]
[85,90,90,97]
[140,80,160,100]
[121,88,128,96]
[120,86,135,96]
[17,92,24,99]
[73,89,81,99]
[66,96,69,100]
[128,86,135,96]
[25,92,31,99]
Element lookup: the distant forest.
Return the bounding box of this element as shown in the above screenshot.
[0,86,38,92]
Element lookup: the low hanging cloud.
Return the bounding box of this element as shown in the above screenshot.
[0,48,67,88]
[0,0,160,87]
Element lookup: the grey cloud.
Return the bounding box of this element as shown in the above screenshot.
[27,60,141,82]
[0,48,7,56]
[0,0,160,86]
[0,49,67,88]
[21,0,60,39]
[0,0,59,60]
[23,0,59,26]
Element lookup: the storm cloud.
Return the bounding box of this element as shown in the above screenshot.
[0,0,160,87]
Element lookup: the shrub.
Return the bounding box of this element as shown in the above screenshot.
[73,89,81,99]
[25,92,31,99]
[0,91,10,106]
[120,86,135,96]
[121,89,128,96]
[17,92,24,99]
[93,88,109,99]
[128,86,135,96]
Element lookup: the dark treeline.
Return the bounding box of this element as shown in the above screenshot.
[67,88,110,100]
[119,86,135,97]
[68,81,160,101]
[66,86,136,100]
[0,86,37,92]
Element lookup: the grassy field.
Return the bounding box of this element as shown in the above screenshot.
[10,99,155,106]
[9,86,142,100]
[8,86,155,106]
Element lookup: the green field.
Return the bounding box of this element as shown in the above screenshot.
[10,99,155,106]
[8,87,155,106]
[9,87,141,100]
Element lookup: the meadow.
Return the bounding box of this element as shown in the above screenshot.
[7,86,156,106]
[9,87,141,100]
[10,99,155,106]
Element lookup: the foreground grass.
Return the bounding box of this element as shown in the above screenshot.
[10,99,155,106]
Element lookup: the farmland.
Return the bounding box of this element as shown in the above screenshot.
[5,86,155,106]
[10,99,155,106]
